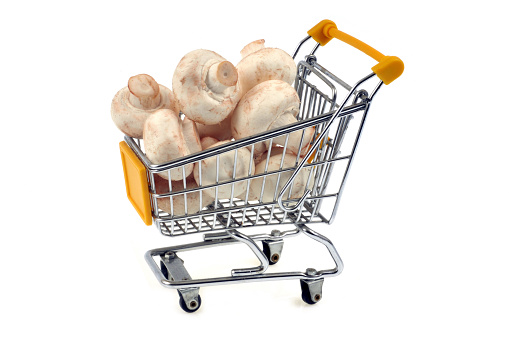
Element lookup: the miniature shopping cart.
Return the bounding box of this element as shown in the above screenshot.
[118,19,403,312]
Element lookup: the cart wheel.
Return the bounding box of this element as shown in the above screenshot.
[178,293,202,313]
[160,260,169,279]
[300,279,322,305]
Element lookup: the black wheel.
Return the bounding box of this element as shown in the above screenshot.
[160,260,169,279]
[262,242,280,265]
[300,280,321,305]
[178,293,202,313]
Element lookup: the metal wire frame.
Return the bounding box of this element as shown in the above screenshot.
[123,56,382,237]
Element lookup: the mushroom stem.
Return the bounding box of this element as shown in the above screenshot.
[128,74,161,109]
[206,61,238,93]
[240,39,266,59]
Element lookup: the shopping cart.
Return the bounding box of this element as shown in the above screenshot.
[118,19,403,312]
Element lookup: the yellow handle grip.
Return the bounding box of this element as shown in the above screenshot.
[307,20,404,84]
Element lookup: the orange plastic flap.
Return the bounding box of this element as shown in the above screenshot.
[119,141,152,225]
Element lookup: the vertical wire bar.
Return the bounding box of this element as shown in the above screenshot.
[305,90,322,204]
[310,163,323,220]
[295,67,305,98]
[198,160,203,232]
[301,82,309,120]
[301,83,310,120]
[315,143,333,214]
[274,127,311,223]
[310,96,323,146]
[312,103,330,199]
[226,149,239,228]
[241,144,255,225]
[269,134,289,224]
[314,133,329,198]
[255,139,273,225]
[213,154,220,230]
[332,116,346,156]
[182,165,188,233]
[333,114,353,158]
[310,90,319,118]
[297,163,317,222]
[292,89,316,222]
[305,85,315,121]
[149,171,158,218]
[168,169,174,236]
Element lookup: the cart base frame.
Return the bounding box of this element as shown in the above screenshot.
[145,224,344,312]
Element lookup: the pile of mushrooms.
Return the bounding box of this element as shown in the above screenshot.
[111,39,316,217]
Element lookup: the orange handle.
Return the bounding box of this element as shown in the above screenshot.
[308,20,404,84]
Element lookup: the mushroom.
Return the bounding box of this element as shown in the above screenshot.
[249,150,315,203]
[200,136,220,150]
[253,146,284,166]
[111,74,178,138]
[172,49,241,125]
[154,175,214,216]
[193,140,253,200]
[182,116,202,155]
[231,80,315,157]
[236,40,297,97]
[240,39,266,58]
[143,109,202,181]
[194,112,233,141]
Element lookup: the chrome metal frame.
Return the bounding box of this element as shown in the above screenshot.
[123,35,385,309]
[145,224,343,289]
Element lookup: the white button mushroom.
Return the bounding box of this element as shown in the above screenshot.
[172,50,242,125]
[194,112,233,141]
[193,140,253,200]
[200,136,220,150]
[111,74,178,138]
[143,109,202,181]
[240,39,266,59]
[236,40,297,97]
[181,116,202,155]
[154,175,214,216]
[249,150,315,203]
[231,80,315,157]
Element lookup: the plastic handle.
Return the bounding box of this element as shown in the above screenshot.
[307,19,404,84]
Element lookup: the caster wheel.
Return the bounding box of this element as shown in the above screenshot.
[178,293,202,313]
[262,242,280,265]
[160,260,169,279]
[300,280,322,305]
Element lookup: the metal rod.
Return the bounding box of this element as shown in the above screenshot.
[277,73,376,212]
[144,224,343,289]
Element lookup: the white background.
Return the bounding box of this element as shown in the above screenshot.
[1,0,508,337]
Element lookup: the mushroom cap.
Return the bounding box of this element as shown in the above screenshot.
[231,80,300,155]
[200,136,220,150]
[143,109,201,181]
[195,112,233,141]
[253,147,285,166]
[182,116,202,155]
[172,49,241,125]
[111,79,177,138]
[236,46,297,97]
[240,39,266,59]
[249,152,315,203]
[193,140,254,200]
[154,176,214,216]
